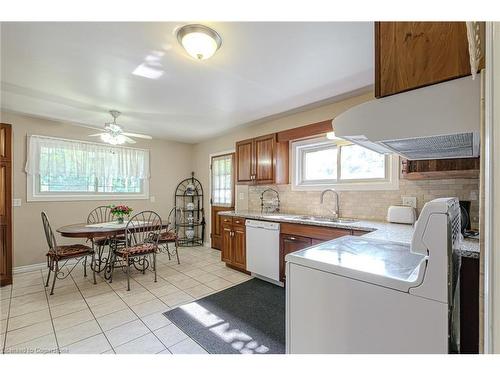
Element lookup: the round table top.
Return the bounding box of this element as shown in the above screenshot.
[57,222,168,238]
[57,223,126,238]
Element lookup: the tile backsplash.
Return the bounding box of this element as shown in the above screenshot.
[246,178,480,228]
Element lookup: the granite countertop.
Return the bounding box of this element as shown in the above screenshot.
[219,210,480,258]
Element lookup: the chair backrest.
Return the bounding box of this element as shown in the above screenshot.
[87,206,115,224]
[41,212,57,253]
[125,210,162,248]
[166,207,179,233]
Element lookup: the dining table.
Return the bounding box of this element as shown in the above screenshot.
[57,221,166,280]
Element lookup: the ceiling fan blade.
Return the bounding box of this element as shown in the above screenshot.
[122,136,137,144]
[88,133,107,137]
[122,132,153,140]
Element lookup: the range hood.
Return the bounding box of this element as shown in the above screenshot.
[333,76,481,160]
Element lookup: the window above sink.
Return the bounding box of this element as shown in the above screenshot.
[291,136,399,191]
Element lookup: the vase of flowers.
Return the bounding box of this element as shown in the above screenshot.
[109,205,133,224]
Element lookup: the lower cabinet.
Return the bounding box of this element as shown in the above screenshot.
[280,234,312,282]
[279,223,363,282]
[221,217,247,272]
[460,256,479,353]
[220,217,372,282]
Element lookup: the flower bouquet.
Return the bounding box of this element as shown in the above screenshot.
[109,205,133,224]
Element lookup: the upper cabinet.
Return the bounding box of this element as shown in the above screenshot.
[236,133,289,185]
[375,22,482,98]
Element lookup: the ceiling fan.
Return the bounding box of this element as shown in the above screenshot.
[89,110,152,145]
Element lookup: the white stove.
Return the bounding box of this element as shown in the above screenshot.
[285,197,461,354]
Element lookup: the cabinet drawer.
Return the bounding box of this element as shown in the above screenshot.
[221,216,233,224]
[280,222,351,241]
[232,217,245,226]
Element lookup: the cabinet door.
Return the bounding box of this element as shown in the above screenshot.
[0,124,12,287]
[236,139,254,183]
[221,224,233,263]
[375,22,472,98]
[280,234,312,282]
[232,224,246,270]
[254,134,275,184]
[460,256,479,353]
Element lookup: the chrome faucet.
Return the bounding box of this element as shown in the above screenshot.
[260,188,280,213]
[320,188,340,219]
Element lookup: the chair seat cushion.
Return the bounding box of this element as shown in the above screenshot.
[47,244,93,260]
[158,231,177,242]
[115,243,156,257]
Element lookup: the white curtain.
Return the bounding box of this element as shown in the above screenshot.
[25,135,150,180]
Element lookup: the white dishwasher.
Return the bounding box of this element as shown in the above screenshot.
[246,219,281,283]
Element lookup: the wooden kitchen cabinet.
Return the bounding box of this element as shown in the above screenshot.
[279,223,355,282]
[460,256,479,353]
[402,158,480,180]
[235,139,253,183]
[280,234,312,282]
[375,22,477,98]
[221,217,247,272]
[0,123,12,287]
[235,133,289,185]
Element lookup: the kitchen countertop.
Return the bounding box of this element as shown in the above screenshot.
[219,210,480,259]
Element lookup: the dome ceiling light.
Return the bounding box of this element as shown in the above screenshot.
[176,24,222,60]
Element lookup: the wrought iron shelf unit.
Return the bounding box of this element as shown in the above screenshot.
[174,172,205,247]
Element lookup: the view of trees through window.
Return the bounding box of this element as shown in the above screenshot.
[299,140,386,184]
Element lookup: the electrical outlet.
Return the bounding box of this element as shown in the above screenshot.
[149,196,155,203]
[13,198,22,207]
[402,196,417,208]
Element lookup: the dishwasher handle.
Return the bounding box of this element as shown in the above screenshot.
[245,219,280,231]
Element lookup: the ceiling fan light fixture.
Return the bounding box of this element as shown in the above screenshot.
[100,133,126,145]
[177,24,222,60]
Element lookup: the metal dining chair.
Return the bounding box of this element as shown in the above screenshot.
[109,210,162,291]
[157,207,181,265]
[87,206,124,272]
[41,212,96,295]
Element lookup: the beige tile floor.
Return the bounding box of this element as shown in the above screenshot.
[0,246,252,354]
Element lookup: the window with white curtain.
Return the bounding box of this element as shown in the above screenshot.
[211,153,234,206]
[25,135,150,201]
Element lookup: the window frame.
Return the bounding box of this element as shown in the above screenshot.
[26,136,150,202]
[291,136,399,192]
[210,152,235,208]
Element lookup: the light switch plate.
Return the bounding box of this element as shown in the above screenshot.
[13,198,22,207]
[149,196,156,203]
[402,196,417,208]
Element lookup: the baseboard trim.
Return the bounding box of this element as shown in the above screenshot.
[13,262,47,274]
[13,259,79,275]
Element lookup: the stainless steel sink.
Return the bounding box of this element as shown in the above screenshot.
[293,215,357,223]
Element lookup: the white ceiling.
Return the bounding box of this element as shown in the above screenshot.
[0,22,374,143]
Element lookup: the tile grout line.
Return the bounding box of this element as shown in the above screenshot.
[70,273,116,354]
[3,247,243,354]
[106,270,172,353]
[41,269,64,354]
[1,279,14,354]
